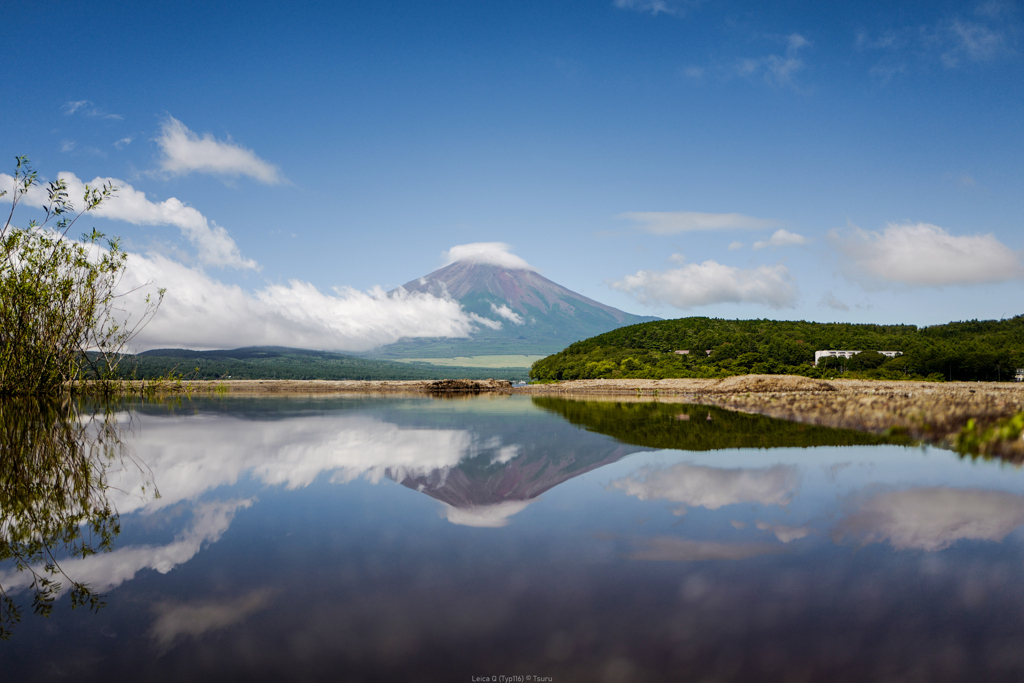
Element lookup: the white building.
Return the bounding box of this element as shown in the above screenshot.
[814,350,903,367]
[1016,368,1024,383]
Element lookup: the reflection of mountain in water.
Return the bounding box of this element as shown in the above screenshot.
[532,398,909,451]
[395,397,907,523]
[397,440,635,510]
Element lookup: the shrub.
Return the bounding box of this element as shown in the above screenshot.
[0,158,161,395]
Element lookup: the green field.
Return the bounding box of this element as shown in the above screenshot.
[393,355,545,368]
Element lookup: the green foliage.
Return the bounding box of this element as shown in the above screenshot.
[121,346,530,382]
[0,396,148,639]
[954,412,1024,459]
[530,316,1024,382]
[0,157,162,395]
[532,398,911,450]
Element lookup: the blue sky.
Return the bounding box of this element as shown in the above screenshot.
[2,0,1022,351]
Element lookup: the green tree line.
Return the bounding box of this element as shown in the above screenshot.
[121,347,529,382]
[530,316,1024,382]
[532,397,908,450]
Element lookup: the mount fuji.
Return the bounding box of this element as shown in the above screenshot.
[374,244,657,358]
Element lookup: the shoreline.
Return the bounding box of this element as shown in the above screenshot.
[516,376,1024,455]
[102,375,1024,456]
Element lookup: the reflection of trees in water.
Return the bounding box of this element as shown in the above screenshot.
[532,397,910,451]
[0,397,152,639]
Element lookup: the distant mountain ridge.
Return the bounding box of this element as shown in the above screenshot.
[122,346,528,381]
[375,261,657,358]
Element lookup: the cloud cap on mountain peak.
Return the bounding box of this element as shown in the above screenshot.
[443,242,535,271]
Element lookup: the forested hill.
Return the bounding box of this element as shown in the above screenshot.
[118,347,529,382]
[529,316,1024,382]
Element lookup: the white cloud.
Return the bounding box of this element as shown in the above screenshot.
[787,33,809,51]
[62,100,121,119]
[627,537,785,561]
[63,100,89,115]
[755,519,812,543]
[856,31,899,51]
[858,12,1015,75]
[156,116,284,184]
[830,222,1024,287]
[490,444,521,465]
[683,66,704,78]
[60,140,76,153]
[609,462,801,514]
[0,171,257,270]
[618,211,780,234]
[443,242,535,270]
[976,0,1016,19]
[490,302,524,325]
[727,241,744,250]
[442,500,534,528]
[833,487,1024,551]
[114,137,133,149]
[752,228,809,250]
[734,33,810,88]
[819,290,850,311]
[868,62,908,84]
[613,0,694,17]
[945,19,1005,65]
[610,259,798,309]
[151,589,275,653]
[116,253,489,352]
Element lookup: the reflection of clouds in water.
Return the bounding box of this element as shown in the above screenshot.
[755,520,812,543]
[834,487,1024,551]
[6,409,523,600]
[628,537,786,561]
[609,462,800,513]
[0,499,251,596]
[490,445,521,465]
[110,414,504,513]
[151,588,275,654]
[822,462,852,484]
[441,500,534,528]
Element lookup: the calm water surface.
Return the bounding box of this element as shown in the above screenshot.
[4,394,1024,682]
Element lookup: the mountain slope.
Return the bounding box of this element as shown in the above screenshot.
[375,261,657,357]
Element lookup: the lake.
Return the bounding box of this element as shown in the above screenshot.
[3,394,1024,682]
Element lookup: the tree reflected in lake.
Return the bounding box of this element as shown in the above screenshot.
[392,396,914,528]
[0,397,150,638]
[532,396,913,451]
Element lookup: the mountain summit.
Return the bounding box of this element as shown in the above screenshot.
[378,246,657,357]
